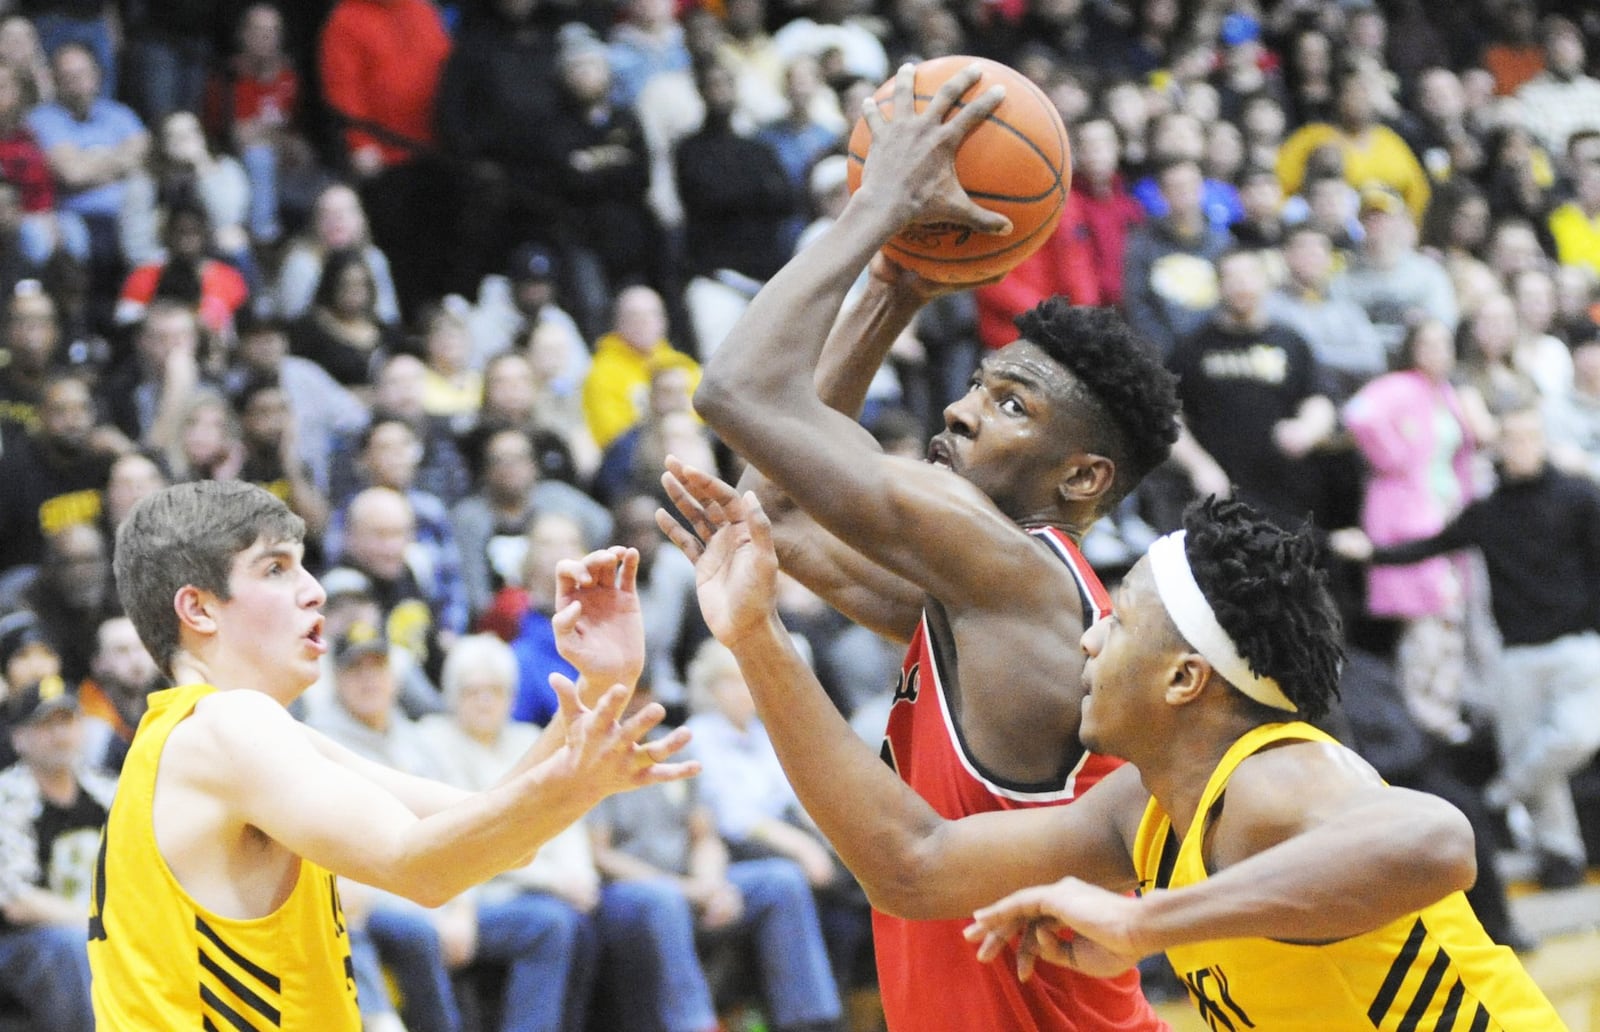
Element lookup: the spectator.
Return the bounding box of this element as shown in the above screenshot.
[274,182,400,324]
[322,486,452,686]
[1549,157,1600,279]
[452,426,612,620]
[506,511,585,725]
[1168,248,1337,529]
[1131,112,1243,231]
[1267,224,1388,402]
[287,247,404,390]
[1484,123,1556,227]
[455,350,587,489]
[1547,333,1600,481]
[1511,267,1574,399]
[99,302,218,452]
[0,60,85,270]
[582,285,701,451]
[418,306,481,433]
[1278,66,1431,224]
[77,613,161,772]
[226,315,367,494]
[164,387,244,484]
[1229,163,1289,252]
[0,676,109,1030]
[1409,66,1486,184]
[325,417,468,641]
[0,611,59,707]
[594,363,695,507]
[1333,407,1600,890]
[608,0,693,110]
[0,372,116,575]
[1481,0,1544,96]
[0,285,63,433]
[677,58,795,359]
[119,110,252,273]
[1516,15,1600,157]
[27,0,116,97]
[0,16,54,107]
[591,676,845,1032]
[319,0,455,310]
[1342,319,1485,744]
[546,23,663,343]
[13,521,118,685]
[327,352,473,509]
[97,449,167,537]
[755,53,843,250]
[235,374,331,540]
[114,201,249,336]
[26,42,148,285]
[1070,117,1144,308]
[1333,184,1459,359]
[120,0,219,126]
[1123,157,1229,358]
[464,242,589,381]
[209,2,306,246]
[1459,291,1539,418]
[974,190,1099,351]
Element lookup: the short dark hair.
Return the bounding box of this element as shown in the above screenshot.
[113,481,304,679]
[1181,497,1343,720]
[1012,300,1181,508]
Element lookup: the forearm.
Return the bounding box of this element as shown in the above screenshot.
[1,885,84,926]
[815,272,925,416]
[728,611,941,911]
[1129,798,1475,954]
[391,760,603,906]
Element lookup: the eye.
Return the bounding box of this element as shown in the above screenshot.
[999,395,1026,416]
[966,377,982,393]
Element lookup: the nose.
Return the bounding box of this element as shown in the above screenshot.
[942,392,978,437]
[303,568,328,610]
[1081,617,1106,657]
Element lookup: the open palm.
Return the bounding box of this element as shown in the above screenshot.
[656,458,780,648]
[552,547,645,691]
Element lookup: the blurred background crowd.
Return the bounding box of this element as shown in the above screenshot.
[0,0,1599,1029]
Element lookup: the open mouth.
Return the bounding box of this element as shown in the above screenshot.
[305,619,327,655]
[927,438,954,469]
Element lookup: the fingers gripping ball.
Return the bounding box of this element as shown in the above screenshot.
[847,56,1071,283]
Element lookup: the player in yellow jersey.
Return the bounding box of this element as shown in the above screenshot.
[91,480,697,1031]
[659,464,1562,1031]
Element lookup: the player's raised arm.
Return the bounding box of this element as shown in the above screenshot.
[657,463,1138,918]
[190,674,695,908]
[695,64,1032,611]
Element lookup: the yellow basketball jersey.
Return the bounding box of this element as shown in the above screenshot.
[88,683,362,1031]
[1132,721,1565,1031]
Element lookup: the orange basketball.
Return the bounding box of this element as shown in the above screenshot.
[846,56,1070,284]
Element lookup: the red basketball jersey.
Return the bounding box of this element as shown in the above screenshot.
[875,527,1166,1032]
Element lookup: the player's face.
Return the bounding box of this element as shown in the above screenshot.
[214,538,328,695]
[930,341,1077,519]
[1078,560,1175,758]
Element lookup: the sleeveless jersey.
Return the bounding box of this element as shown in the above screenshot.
[1133,722,1565,1031]
[89,683,362,1031]
[877,526,1164,1031]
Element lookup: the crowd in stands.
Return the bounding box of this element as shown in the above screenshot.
[1,0,1600,1028]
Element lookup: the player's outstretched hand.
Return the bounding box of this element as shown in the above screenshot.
[855,62,1013,237]
[657,455,781,650]
[552,546,644,695]
[963,877,1145,981]
[547,672,697,797]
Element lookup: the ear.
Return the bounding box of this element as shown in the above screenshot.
[1164,653,1211,707]
[173,585,219,637]
[1059,453,1116,504]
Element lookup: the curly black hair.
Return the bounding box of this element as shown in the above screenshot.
[1181,497,1344,720]
[1012,299,1181,509]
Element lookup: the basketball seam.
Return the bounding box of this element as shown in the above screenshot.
[882,206,1063,265]
[848,92,1063,197]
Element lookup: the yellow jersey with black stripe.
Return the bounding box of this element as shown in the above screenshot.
[1132,722,1564,1031]
[88,683,361,1031]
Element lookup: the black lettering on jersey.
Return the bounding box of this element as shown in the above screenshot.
[1184,966,1255,1031]
[87,826,109,941]
[892,663,920,707]
[880,738,897,775]
[327,873,346,936]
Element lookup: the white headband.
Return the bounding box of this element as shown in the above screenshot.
[1146,531,1298,712]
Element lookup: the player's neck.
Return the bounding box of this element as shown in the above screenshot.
[1136,711,1262,837]
[170,649,300,705]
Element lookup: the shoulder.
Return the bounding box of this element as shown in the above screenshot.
[169,690,310,791]
[1212,737,1381,858]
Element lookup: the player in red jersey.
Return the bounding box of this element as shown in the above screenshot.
[685,64,1182,1031]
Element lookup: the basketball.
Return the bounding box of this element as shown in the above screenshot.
[845,56,1071,284]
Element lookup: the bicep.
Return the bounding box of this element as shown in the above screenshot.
[303,725,470,818]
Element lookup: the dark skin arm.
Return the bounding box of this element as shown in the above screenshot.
[697,65,1092,782]
[659,475,1144,918]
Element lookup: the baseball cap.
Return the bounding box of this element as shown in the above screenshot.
[0,611,52,671]
[1357,184,1406,218]
[333,621,389,667]
[508,242,557,283]
[1220,13,1260,46]
[7,674,79,726]
[320,567,374,603]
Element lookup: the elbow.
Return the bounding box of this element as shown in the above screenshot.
[692,373,736,427]
[860,828,960,921]
[1436,805,1478,895]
